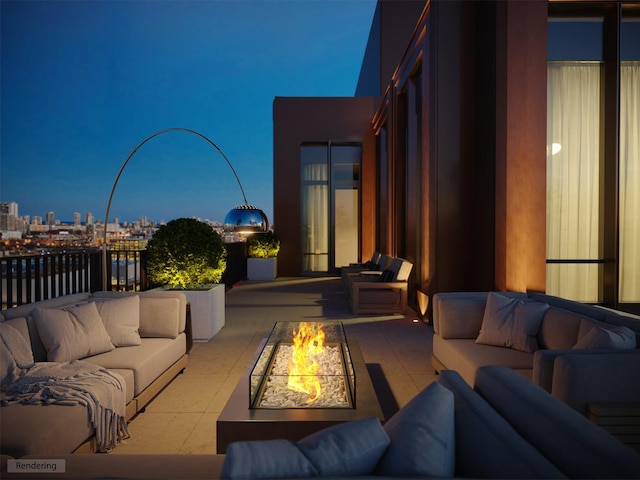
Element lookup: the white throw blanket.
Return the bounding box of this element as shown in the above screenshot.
[0,324,130,452]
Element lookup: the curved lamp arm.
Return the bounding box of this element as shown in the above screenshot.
[102,127,249,289]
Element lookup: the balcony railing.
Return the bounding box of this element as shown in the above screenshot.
[1,242,248,310]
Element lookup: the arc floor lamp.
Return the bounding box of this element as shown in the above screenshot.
[101,127,269,290]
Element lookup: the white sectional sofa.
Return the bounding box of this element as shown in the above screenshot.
[0,290,190,457]
[431,291,640,416]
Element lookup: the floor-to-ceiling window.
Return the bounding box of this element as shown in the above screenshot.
[619,12,640,308]
[301,144,329,273]
[332,145,361,271]
[301,142,361,274]
[547,3,639,312]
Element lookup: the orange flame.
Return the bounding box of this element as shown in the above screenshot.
[288,322,325,403]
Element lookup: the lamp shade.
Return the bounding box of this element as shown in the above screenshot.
[224,205,269,233]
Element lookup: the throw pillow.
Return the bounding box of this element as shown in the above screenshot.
[376,382,455,477]
[220,417,390,479]
[298,417,390,476]
[221,439,318,479]
[0,322,35,385]
[573,324,637,349]
[476,292,549,353]
[139,297,180,338]
[32,303,114,362]
[90,295,142,347]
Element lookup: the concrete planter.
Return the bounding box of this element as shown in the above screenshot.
[155,284,225,341]
[247,257,277,281]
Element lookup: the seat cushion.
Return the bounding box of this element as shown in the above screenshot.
[0,404,93,457]
[82,335,186,395]
[109,368,135,404]
[433,335,533,386]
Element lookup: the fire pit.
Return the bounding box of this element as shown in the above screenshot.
[249,321,355,409]
[216,331,384,453]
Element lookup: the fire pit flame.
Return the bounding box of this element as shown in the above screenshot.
[288,322,325,403]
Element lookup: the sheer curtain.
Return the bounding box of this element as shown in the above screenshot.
[620,63,640,302]
[302,163,329,272]
[546,63,601,302]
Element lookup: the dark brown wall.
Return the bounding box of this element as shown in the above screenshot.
[364,0,547,305]
[493,0,548,293]
[429,0,547,295]
[273,97,377,276]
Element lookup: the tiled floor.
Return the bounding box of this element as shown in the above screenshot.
[113,277,436,455]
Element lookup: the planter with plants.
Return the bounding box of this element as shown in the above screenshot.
[145,217,227,341]
[246,231,280,281]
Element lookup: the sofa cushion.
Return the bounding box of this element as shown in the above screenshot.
[83,336,186,395]
[604,311,640,344]
[91,291,187,337]
[433,336,533,386]
[476,293,549,353]
[0,323,35,385]
[2,317,47,362]
[0,404,94,457]
[537,307,585,350]
[109,368,135,404]
[573,323,636,349]
[139,297,180,338]
[475,365,640,478]
[89,296,142,347]
[221,439,317,479]
[436,370,564,479]
[32,303,114,362]
[376,382,455,477]
[433,292,489,339]
[299,417,389,476]
[221,418,389,479]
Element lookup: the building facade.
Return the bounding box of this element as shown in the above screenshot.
[273,0,639,316]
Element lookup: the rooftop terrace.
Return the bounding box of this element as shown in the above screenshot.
[110,276,435,454]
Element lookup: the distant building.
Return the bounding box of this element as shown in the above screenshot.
[0,202,18,216]
[0,201,27,237]
[46,211,55,227]
[74,212,81,226]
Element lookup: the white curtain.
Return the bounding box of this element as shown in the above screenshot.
[546,63,601,302]
[620,63,640,302]
[547,62,640,303]
[302,163,329,272]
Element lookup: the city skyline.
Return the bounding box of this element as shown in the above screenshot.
[0,0,377,224]
[3,199,218,227]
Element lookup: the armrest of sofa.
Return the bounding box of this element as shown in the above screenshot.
[475,365,640,479]
[551,350,640,415]
[532,349,575,392]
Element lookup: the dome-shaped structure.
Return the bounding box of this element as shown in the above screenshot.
[224,204,269,234]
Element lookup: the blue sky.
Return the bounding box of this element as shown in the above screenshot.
[1,0,377,225]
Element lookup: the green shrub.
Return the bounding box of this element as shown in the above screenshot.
[145,218,227,288]
[247,231,280,258]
